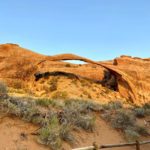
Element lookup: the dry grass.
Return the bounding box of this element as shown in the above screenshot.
[0,82,7,95]
[52,91,68,100]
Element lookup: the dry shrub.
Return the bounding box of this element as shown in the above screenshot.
[0,82,7,97]
[62,100,96,131]
[52,91,68,100]
[134,108,145,118]
[111,110,135,130]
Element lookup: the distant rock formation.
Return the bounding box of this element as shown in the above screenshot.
[0,43,149,105]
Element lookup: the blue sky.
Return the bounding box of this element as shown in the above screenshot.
[0,0,150,60]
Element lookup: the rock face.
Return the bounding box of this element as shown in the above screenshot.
[0,43,149,105]
[112,56,150,104]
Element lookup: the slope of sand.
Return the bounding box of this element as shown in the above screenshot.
[0,116,49,150]
[2,116,149,150]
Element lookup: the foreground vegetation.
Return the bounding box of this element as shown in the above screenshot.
[101,101,150,141]
[0,82,150,149]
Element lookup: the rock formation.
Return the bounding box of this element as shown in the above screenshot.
[0,43,149,105]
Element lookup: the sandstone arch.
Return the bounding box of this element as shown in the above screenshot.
[36,54,138,103]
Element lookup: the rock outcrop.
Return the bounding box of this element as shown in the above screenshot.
[0,43,149,105]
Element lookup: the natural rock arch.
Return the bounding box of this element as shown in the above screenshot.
[37,54,137,103]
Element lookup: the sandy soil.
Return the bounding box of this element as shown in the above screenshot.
[1,115,150,150]
[0,115,49,150]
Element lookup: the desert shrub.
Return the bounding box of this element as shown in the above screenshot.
[65,99,102,113]
[39,116,62,150]
[145,109,150,116]
[36,98,53,107]
[0,82,7,96]
[31,115,46,125]
[101,111,112,122]
[142,103,150,116]
[134,126,149,136]
[2,99,21,116]
[62,100,96,131]
[75,115,95,131]
[102,101,122,110]
[52,91,68,100]
[36,98,64,109]
[125,125,149,141]
[64,100,89,114]
[39,112,74,147]
[111,110,135,130]
[85,101,103,112]
[125,129,140,141]
[60,124,74,143]
[23,107,40,122]
[4,97,43,124]
[134,108,145,118]
[143,103,150,109]
[0,96,99,149]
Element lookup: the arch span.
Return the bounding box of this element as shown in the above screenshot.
[36,54,137,103]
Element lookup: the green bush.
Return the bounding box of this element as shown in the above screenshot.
[39,116,62,150]
[36,98,51,107]
[0,82,7,96]
[36,98,57,107]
